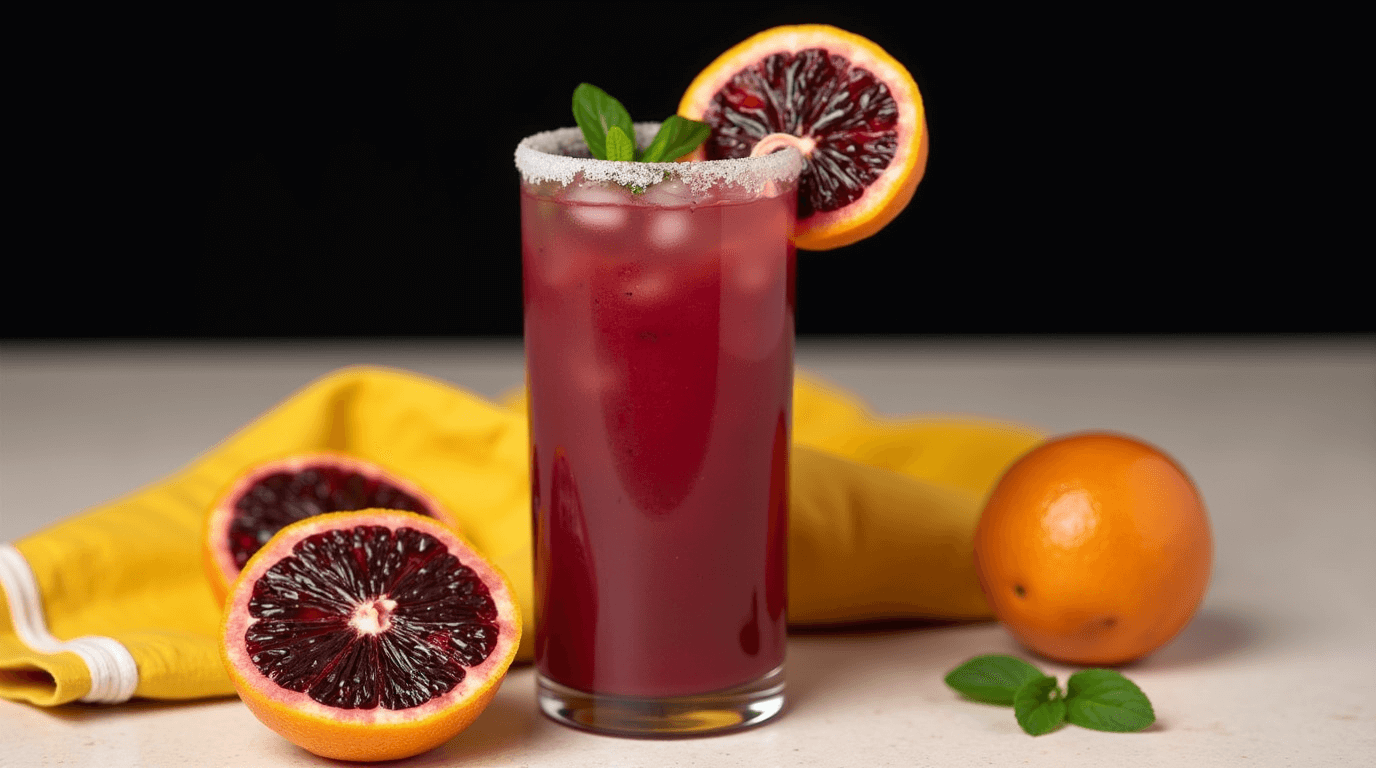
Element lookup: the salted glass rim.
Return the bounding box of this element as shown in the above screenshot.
[515,123,802,194]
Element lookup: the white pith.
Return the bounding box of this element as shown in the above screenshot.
[349,597,398,635]
[751,132,817,158]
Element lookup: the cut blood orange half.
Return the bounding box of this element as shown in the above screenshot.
[679,25,928,251]
[220,509,521,762]
[203,452,458,603]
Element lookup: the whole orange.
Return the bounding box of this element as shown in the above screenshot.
[973,432,1212,665]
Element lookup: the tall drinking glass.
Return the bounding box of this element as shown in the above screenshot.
[516,124,801,737]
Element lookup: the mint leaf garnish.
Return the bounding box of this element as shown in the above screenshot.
[1064,669,1156,732]
[571,83,710,163]
[1013,675,1066,736]
[639,115,711,163]
[605,125,635,162]
[572,83,634,161]
[944,655,1046,705]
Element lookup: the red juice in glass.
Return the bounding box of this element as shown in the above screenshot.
[516,124,800,736]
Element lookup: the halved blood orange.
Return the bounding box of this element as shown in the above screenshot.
[220,509,521,762]
[203,452,458,603]
[679,24,928,251]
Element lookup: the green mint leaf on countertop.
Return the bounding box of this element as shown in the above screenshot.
[1064,669,1156,732]
[605,125,635,162]
[944,654,1046,705]
[640,115,712,163]
[571,83,711,163]
[1013,675,1066,736]
[573,83,634,161]
[946,654,1157,736]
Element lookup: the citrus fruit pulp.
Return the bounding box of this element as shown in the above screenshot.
[973,432,1212,665]
[203,452,456,602]
[679,24,927,251]
[220,509,521,762]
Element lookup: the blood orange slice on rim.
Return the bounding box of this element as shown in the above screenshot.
[679,24,928,251]
[220,509,521,762]
[203,452,457,602]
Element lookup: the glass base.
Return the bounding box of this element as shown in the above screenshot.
[537,665,785,738]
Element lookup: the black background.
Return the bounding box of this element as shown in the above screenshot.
[6,4,1360,338]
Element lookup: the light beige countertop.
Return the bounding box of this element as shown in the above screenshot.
[2,337,1374,766]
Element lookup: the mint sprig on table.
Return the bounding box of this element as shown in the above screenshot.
[572,83,710,163]
[945,655,1155,736]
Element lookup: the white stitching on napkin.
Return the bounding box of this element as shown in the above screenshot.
[0,543,140,704]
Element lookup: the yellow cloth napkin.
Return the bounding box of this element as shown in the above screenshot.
[0,366,1042,707]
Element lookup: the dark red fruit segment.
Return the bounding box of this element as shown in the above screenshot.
[229,465,430,569]
[698,48,900,220]
[244,525,498,710]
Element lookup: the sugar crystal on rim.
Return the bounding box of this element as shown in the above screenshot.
[515,123,802,197]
